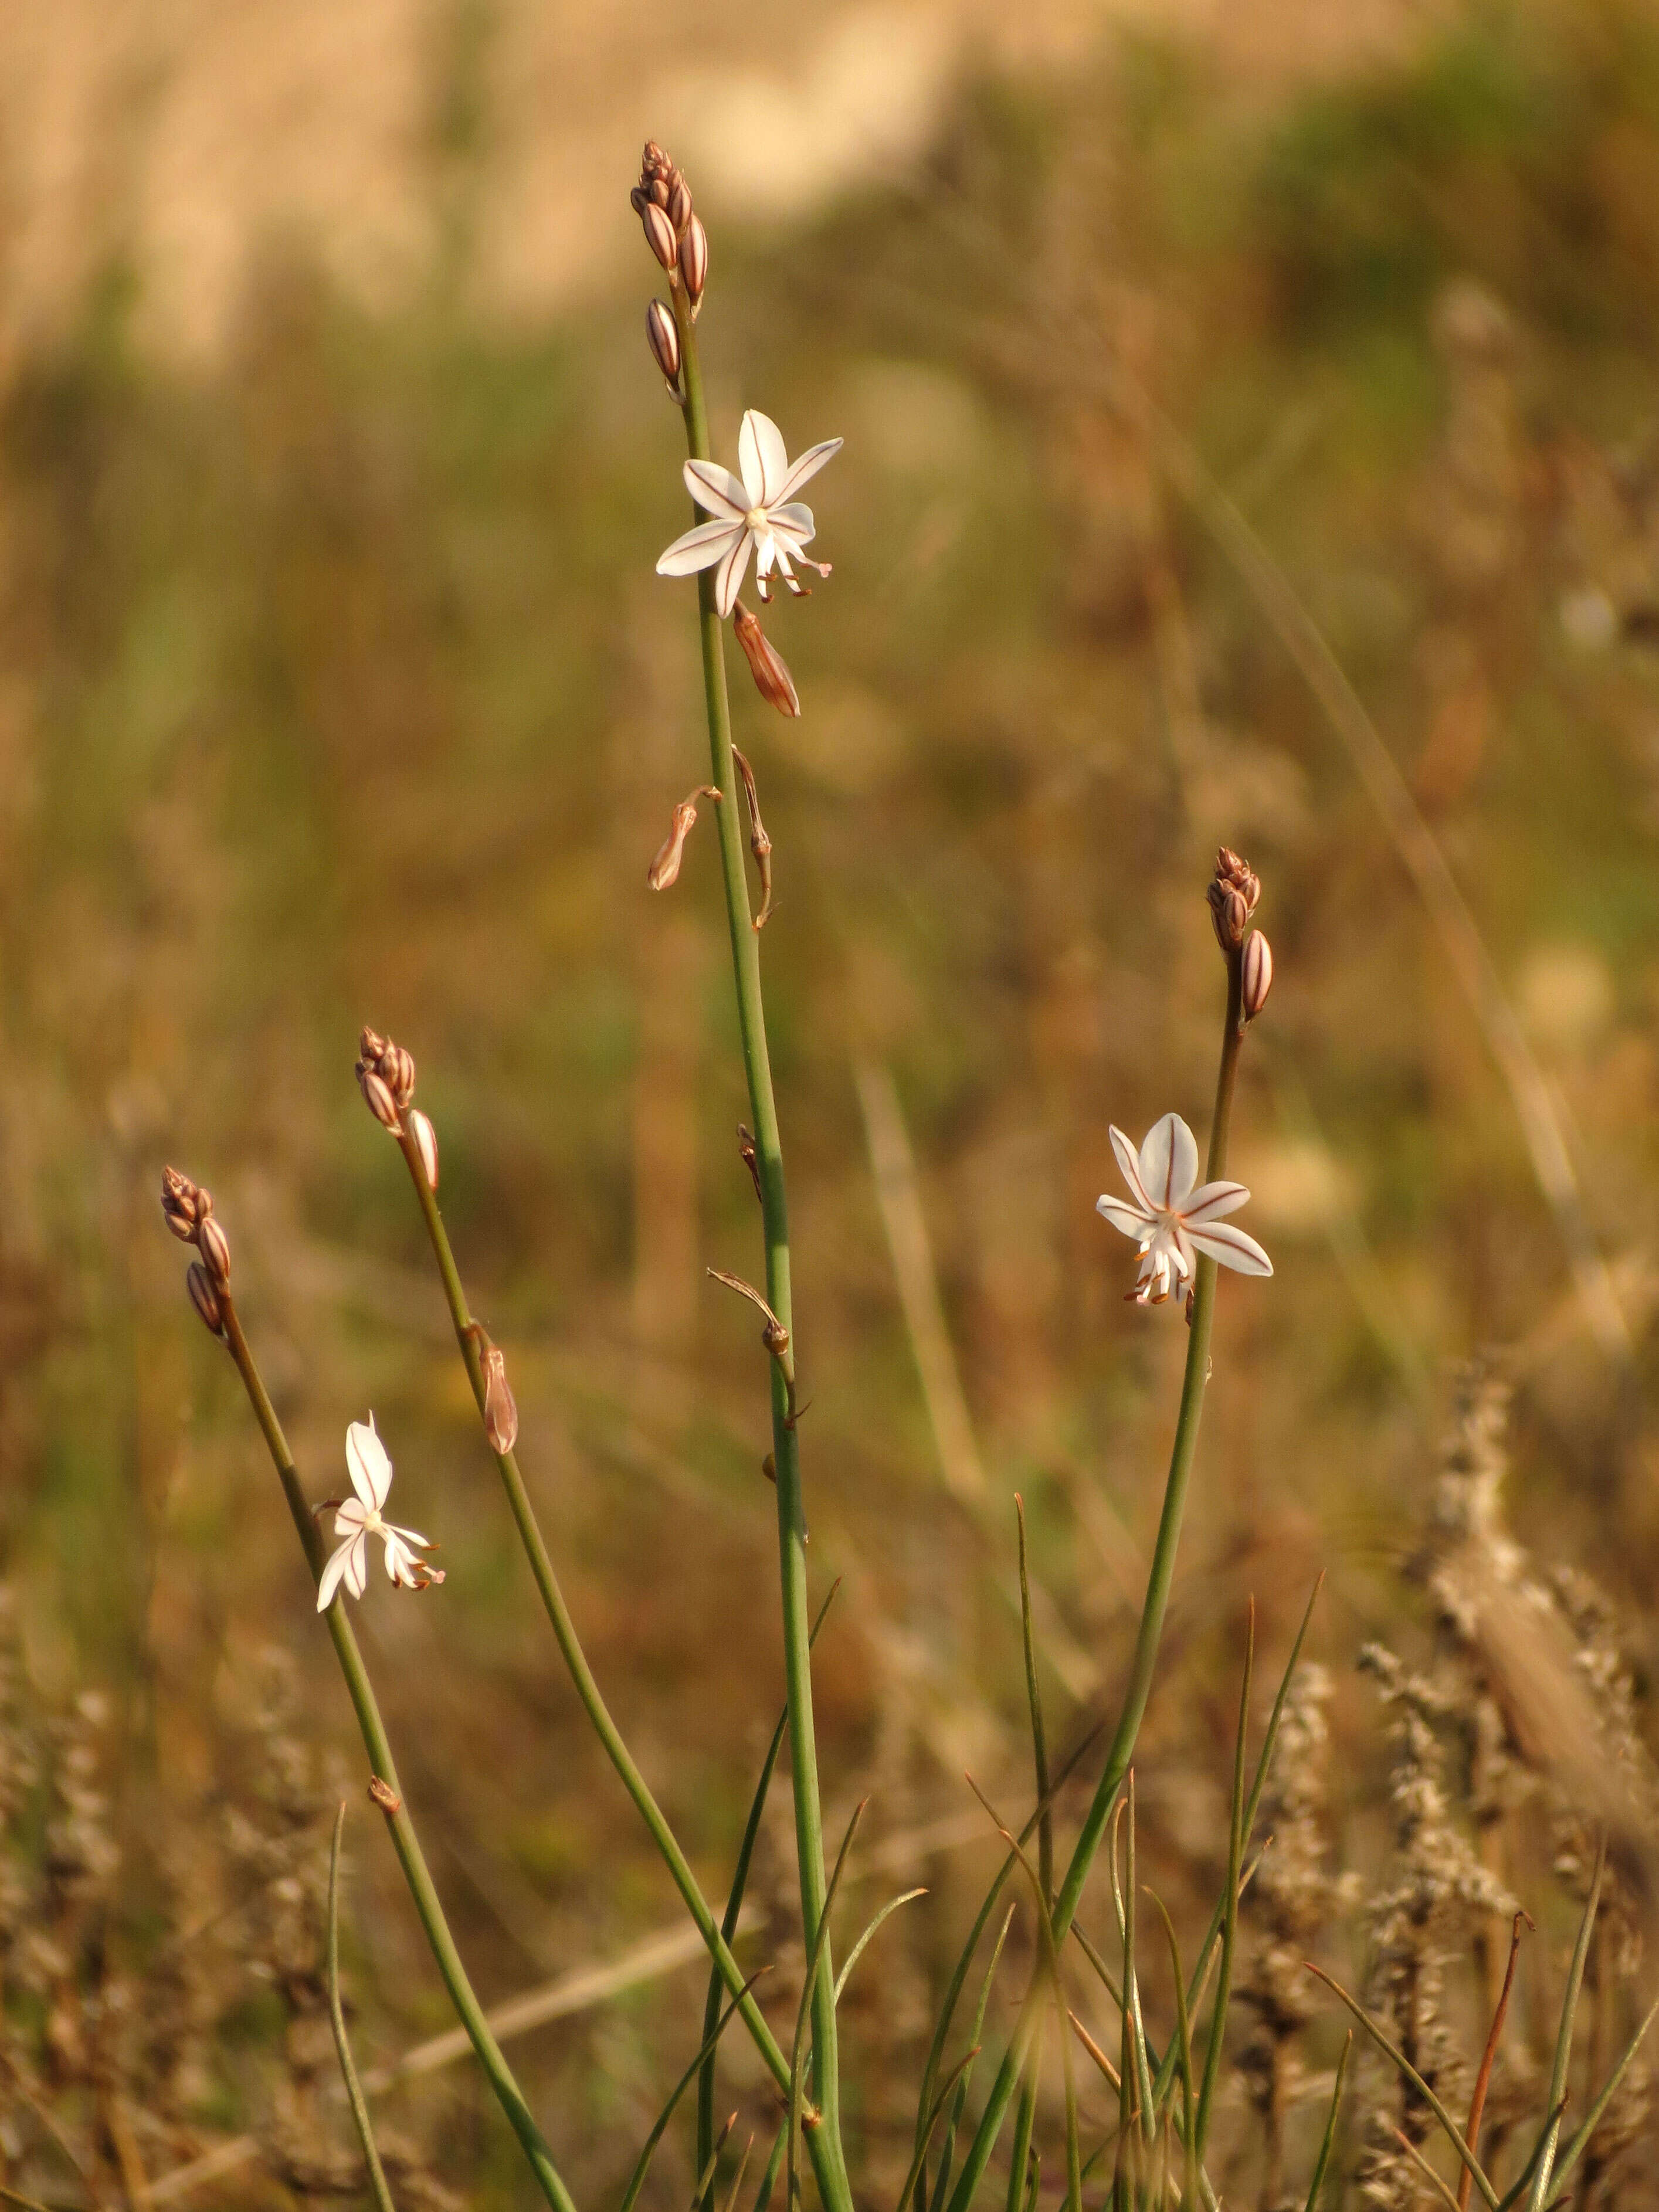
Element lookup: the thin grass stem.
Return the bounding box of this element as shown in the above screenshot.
[327,1806,397,2212]
[1302,2033,1349,2212]
[619,1975,768,2212]
[1528,1838,1606,2212]
[1016,1497,1054,1904]
[1194,1606,1253,2160]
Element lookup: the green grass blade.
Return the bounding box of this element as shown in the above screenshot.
[892,2046,986,2212]
[1124,1773,1155,2145]
[1492,2101,1566,2212]
[1545,1991,1659,2198]
[1302,2031,1349,2211]
[1002,2059,1040,2212]
[1391,2126,1464,2212]
[788,1802,864,2212]
[1145,1891,1196,2199]
[691,2115,738,2212]
[1016,1495,1054,1905]
[1193,1607,1253,2162]
[698,1585,839,2212]
[1304,1963,1500,2210]
[1528,1835,1605,2212]
[931,1905,1018,2212]
[717,2135,755,2212]
[835,1888,927,2006]
[752,2129,786,2212]
[327,1805,398,2212]
[620,1973,769,2212]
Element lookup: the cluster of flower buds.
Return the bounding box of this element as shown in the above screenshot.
[162,1166,231,1338]
[733,602,800,718]
[1206,845,1261,954]
[356,1026,440,1187]
[632,141,707,314]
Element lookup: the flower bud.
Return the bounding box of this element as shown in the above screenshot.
[629,184,650,216]
[641,201,678,272]
[186,1261,225,1338]
[1207,846,1260,952]
[642,141,669,179]
[667,175,693,235]
[678,214,708,304]
[383,1043,416,1110]
[367,1775,402,1814]
[358,1066,402,1131]
[161,1165,205,1241]
[409,1107,440,1190]
[196,1213,232,1287]
[649,797,701,891]
[646,298,680,386]
[1240,929,1273,1022]
[732,602,800,717]
[481,1345,518,1456]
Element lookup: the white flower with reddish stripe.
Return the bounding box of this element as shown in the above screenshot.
[656,409,842,618]
[1096,1112,1272,1307]
[317,1416,444,1610]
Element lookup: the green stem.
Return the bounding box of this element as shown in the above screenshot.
[218,1301,576,2212]
[328,1805,399,2212]
[396,1139,793,2105]
[943,946,1247,2212]
[670,280,851,2211]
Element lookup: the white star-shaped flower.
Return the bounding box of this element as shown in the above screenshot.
[656,409,842,618]
[1096,1112,1273,1307]
[317,1415,444,1610]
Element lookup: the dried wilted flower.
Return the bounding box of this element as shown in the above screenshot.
[657,410,842,618]
[733,602,800,717]
[317,1417,444,1610]
[1241,929,1274,1021]
[186,1261,225,1337]
[648,785,720,891]
[408,1107,439,1190]
[1207,844,1261,951]
[646,298,681,387]
[1095,1112,1272,1305]
[367,1776,402,1815]
[481,1345,518,1456]
[679,214,708,304]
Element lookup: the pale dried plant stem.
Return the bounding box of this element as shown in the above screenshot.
[394,1135,805,2116]
[670,281,853,2212]
[944,948,1248,2212]
[215,1300,577,2212]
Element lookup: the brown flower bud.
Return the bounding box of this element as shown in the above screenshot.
[367,1775,402,1815]
[641,202,678,271]
[1208,882,1249,951]
[678,214,708,304]
[161,1166,205,1240]
[646,298,681,386]
[359,1023,389,1066]
[481,1345,518,1456]
[649,176,671,211]
[629,184,650,216]
[196,1212,232,1287]
[648,786,720,891]
[186,1261,224,1338]
[642,141,670,184]
[1240,929,1274,1022]
[408,1107,439,1190]
[732,602,799,717]
[358,1066,402,1131]
[667,175,693,235]
[383,1043,416,1109]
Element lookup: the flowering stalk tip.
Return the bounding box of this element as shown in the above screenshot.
[1097,1112,1271,1307]
[357,1027,416,1133]
[1207,845,1260,953]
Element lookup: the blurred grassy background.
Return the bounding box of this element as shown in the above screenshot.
[6,0,1659,2201]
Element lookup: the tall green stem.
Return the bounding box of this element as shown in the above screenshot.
[669,280,851,2212]
[942,946,1247,2212]
[217,1300,576,2212]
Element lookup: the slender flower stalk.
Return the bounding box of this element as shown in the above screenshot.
[203,1286,575,2212]
[665,265,854,2212]
[389,1119,836,2180]
[942,913,1254,2212]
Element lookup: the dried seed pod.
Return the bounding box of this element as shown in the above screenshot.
[648,786,720,891]
[641,201,678,272]
[732,602,799,718]
[408,1108,439,1190]
[481,1345,518,1456]
[358,1066,402,1131]
[1241,929,1274,1022]
[667,175,693,234]
[367,1776,402,1814]
[161,1165,205,1240]
[196,1213,232,1287]
[646,298,681,386]
[678,213,708,303]
[186,1261,224,1337]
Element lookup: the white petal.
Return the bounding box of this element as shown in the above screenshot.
[317,1540,354,1611]
[1138,1115,1197,1210]
[1180,1180,1251,1226]
[739,412,790,506]
[334,1497,368,1538]
[346,1417,393,1511]
[683,459,749,521]
[1109,1125,1151,1210]
[776,437,843,504]
[714,527,753,619]
[1096,1194,1150,1240]
[769,501,816,547]
[384,1531,413,1584]
[345,1532,370,1598]
[1172,1226,1196,1282]
[754,535,778,579]
[388,1519,430,1551]
[657,518,742,576]
[1188,1221,1274,1277]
